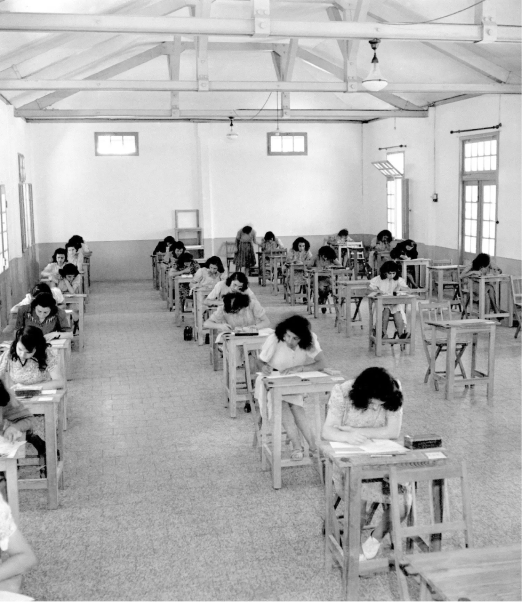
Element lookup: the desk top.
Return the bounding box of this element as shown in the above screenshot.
[426,319,496,329]
[469,273,508,280]
[428,264,462,270]
[20,390,65,406]
[320,442,448,469]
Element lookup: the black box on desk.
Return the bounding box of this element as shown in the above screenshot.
[404,434,442,450]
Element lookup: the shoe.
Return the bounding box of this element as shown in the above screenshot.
[361,533,381,560]
[244,403,251,413]
[321,307,327,314]
[290,449,304,461]
[399,332,409,339]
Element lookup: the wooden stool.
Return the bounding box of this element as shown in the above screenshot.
[368,293,417,356]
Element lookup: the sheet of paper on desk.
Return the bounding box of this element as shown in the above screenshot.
[0,436,26,458]
[0,592,34,602]
[329,439,407,456]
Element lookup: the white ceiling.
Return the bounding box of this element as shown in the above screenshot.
[0,0,520,122]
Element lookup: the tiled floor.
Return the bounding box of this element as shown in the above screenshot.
[19,280,521,601]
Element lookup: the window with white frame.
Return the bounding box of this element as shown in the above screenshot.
[386,151,405,240]
[0,185,9,273]
[95,132,139,156]
[461,135,498,257]
[267,132,307,155]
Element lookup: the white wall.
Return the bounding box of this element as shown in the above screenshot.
[362,95,521,267]
[30,120,363,277]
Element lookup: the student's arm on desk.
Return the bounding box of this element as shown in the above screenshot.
[0,529,37,585]
[335,411,402,441]
[280,351,326,375]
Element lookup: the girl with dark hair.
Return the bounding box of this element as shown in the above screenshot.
[204,292,269,333]
[260,231,284,253]
[65,241,84,273]
[460,252,502,315]
[190,256,225,290]
[0,326,64,476]
[311,245,342,310]
[235,225,258,274]
[41,247,68,285]
[369,229,393,272]
[153,236,176,255]
[368,260,410,338]
[169,252,200,312]
[11,282,64,318]
[16,293,70,340]
[390,239,419,287]
[0,378,34,444]
[57,263,82,295]
[287,237,312,264]
[322,367,410,561]
[165,240,185,267]
[256,315,325,460]
[204,271,257,308]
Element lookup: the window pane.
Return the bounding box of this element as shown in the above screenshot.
[464,158,471,171]
[477,156,484,171]
[270,136,282,153]
[483,156,491,170]
[471,203,478,219]
[484,140,491,155]
[293,136,305,152]
[465,144,471,158]
[491,139,497,155]
[387,152,404,174]
[470,157,477,171]
[491,156,497,170]
[282,136,293,153]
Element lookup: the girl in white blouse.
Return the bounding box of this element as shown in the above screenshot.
[368,260,410,338]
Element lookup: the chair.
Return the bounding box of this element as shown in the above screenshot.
[418,301,469,390]
[225,241,236,274]
[389,461,473,601]
[510,275,522,338]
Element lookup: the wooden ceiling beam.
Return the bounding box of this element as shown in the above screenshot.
[0,13,519,43]
[14,108,428,120]
[167,35,182,116]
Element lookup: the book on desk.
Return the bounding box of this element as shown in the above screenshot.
[265,371,345,385]
[328,439,408,457]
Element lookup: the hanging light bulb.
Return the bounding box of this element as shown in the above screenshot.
[226,116,238,140]
[362,38,388,92]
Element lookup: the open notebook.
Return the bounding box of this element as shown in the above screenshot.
[329,439,407,456]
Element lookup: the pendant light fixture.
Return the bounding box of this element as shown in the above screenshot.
[226,116,238,140]
[362,38,388,92]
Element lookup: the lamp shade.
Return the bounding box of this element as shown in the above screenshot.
[362,58,388,92]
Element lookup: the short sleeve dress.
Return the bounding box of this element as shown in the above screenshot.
[235,229,257,270]
[327,380,411,504]
[0,348,59,386]
[369,275,409,321]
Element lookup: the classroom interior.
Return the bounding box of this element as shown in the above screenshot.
[0,1,521,600]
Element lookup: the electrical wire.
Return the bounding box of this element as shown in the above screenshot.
[234,92,273,120]
[390,0,485,25]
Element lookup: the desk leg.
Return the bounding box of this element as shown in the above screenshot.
[375,298,382,357]
[272,391,282,489]
[346,289,352,338]
[487,327,495,405]
[79,299,85,352]
[409,299,417,355]
[5,461,19,524]
[260,391,269,472]
[314,273,319,319]
[344,466,362,601]
[430,478,443,552]
[445,328,457,400]
[430,325,438,390]
[479,278,486,319]
[324,457,334,569]
[471,332,478,380]
[229,342,237,419]
[45,405,59,510]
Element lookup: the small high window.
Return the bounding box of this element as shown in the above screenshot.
[267,133,307,156]
[95,133,139,156]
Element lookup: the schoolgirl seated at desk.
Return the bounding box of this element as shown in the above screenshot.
[16,293,71,342]
[152,236,175,255]
[0,326,65,476]
[40,247,68,286]
[57,264,82,332]
[203,272,257,308]
[164,241,185,267]
[190,256,225,291]
[390,239,419,287]
[260,231,285,252]
[322,367,410,562]
[169,252,200,311]
[368,261,410,339]
[369,229,393,272]
[311,246,341,309]
[460,252,502,315]
[204,292,269,333]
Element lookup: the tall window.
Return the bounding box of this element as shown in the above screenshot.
[461,136,498,257]
[386,151,405,240]
[0,185,8,273]
[18,183,35,252]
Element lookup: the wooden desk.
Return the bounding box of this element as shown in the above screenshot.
[285,263,307,305]
[173,275,193,327]
[62,294,86,351]
[193,286,213,345]
[159,263,168,300]
[427,319,496,402]
[328,243,350,266]
[19,391,65,510]
[81,264,90,300]
[268,253,286,295]
[260,376,340,489]
[374,250,391,275]
[321,443,447,601]
[152,253,164,289]
[306,268,343,319]
[469,274,514,325]
[222,333,269,418]
[0,447,25,524]
[346,246,366,278]
[428,264,462,302]
[368,294,417,356]
[337,279,370,337]
[406,544,521,601]
[256,251,269,287]
[400,258,431,299]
